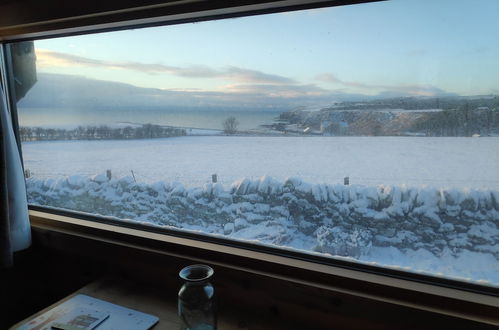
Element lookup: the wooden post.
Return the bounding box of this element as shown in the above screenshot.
[212,174,217,183]
[131,170,137,183]
[344,176,349,185]
[106,169,112,180]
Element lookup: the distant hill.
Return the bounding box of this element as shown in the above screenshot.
[16,73,361,111]
[276,97,499,136]
[17,73,289,111]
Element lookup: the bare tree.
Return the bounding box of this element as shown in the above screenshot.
[223,116,239,134]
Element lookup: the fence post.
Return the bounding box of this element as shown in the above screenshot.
[344,176,349,185]
[212,174,218,183]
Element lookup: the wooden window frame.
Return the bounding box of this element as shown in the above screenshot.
[1,0,498,326]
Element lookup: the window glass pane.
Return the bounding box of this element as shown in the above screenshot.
[12,0,499,287]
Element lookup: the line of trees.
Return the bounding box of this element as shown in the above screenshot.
[19,124,186,142]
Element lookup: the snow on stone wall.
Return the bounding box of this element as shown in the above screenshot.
[26,175,499,259]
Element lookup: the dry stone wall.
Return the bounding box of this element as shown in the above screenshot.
[26,175,499,259]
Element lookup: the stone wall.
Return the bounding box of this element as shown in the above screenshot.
[26,175,499,258]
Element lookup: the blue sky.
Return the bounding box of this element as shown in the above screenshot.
[35,0,499,102]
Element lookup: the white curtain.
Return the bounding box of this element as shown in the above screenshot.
[0,83,31,268]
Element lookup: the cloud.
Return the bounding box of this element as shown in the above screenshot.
[223,67,295,84]
[36,49,295,85]
[316,73,373,89]
[36,49,451,99]
[316,72,452,97]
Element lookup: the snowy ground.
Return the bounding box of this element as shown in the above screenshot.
[21,136,499,286]
[22,136,499,189]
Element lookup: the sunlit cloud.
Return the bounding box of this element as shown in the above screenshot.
[223,67,296,84]
[316,73,373,89]
[36,49,296,85]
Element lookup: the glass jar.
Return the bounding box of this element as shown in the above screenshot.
[178,264,216,330]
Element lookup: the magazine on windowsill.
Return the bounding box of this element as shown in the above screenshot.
[14,294,159,330]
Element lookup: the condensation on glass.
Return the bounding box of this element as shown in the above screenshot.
[8,0,499,287]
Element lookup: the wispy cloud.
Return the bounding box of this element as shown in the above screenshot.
[316,72,451,97]
[36,49,296,85]
[316,73,373,89]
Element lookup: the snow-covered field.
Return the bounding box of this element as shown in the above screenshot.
[22,136,499,286]
[22,136,499,189]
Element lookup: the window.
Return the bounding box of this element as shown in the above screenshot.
[5,0,499,290]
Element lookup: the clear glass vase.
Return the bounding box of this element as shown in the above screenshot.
[178,264,217,330]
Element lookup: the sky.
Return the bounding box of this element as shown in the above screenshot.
[32,0,499,105]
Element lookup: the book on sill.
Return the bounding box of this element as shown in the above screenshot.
[14,294,159,330]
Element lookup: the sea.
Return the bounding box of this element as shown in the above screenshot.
[17,107,283,131]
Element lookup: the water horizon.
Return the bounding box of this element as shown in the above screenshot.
[18,107,284,131]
